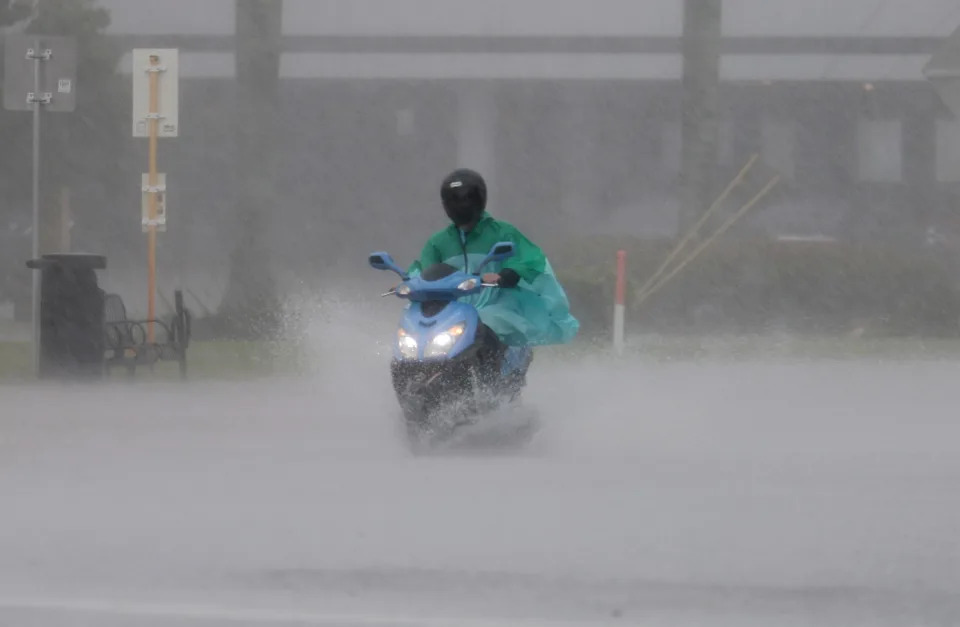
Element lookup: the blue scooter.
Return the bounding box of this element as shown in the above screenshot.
[369,241,537,451]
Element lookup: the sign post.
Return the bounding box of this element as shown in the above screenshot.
[132,49,178,342]
[3,35,77,376]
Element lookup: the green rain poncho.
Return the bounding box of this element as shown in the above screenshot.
[408,212,579,347]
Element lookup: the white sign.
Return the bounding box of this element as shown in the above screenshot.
[57,78,71,94]
[142,173,167,232]
[132,48,179,138]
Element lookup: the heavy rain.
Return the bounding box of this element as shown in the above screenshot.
[3,1,960,625]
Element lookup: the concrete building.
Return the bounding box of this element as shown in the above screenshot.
[95,0,960,248]
[14,1,959,284]
[95,0,960,243]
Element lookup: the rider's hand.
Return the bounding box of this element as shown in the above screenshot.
[482,269,520,287]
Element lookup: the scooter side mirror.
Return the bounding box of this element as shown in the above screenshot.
[474,241,516,273]
[368,251,407,277]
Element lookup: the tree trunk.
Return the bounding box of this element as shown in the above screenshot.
[218,0,284,339]
[679,0,722,234]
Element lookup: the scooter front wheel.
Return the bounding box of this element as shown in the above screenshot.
[400,398,443,454]
[404,420,434,454]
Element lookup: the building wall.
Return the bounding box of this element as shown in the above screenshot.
[86,0,960,247]
[51,1,960,310]
[89,78,960,269]
[100,0,958,38]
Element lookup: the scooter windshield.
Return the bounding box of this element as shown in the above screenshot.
[401,263,483,303]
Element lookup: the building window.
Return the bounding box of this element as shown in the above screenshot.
[936,118,960,183]
[858,119,902,182]
[760,117,795,181]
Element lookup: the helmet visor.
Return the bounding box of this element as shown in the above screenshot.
[442,186,480,225]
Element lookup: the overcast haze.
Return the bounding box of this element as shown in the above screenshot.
[4,1,960,625]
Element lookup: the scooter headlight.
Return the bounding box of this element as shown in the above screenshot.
[397,328,418,359]
[396,284,412,296]
[457,278,480,291]
[425,323,466,358]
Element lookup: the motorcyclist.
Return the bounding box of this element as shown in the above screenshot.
[408,168,579,349]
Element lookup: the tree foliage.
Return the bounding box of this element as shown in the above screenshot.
[0,0,125,315]
[26,0,127,225]
[0,0,32,26]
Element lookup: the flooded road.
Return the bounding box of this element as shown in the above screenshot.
[2,353,960,626]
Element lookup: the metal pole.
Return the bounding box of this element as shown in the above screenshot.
[636,153,758,303]
[147,54,159,343]
[634,175,781,311]
[31,38,42,376]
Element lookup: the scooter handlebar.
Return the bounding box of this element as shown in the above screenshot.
[381,281,498,298]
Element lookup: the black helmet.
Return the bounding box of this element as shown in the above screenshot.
[441,168,487,226]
